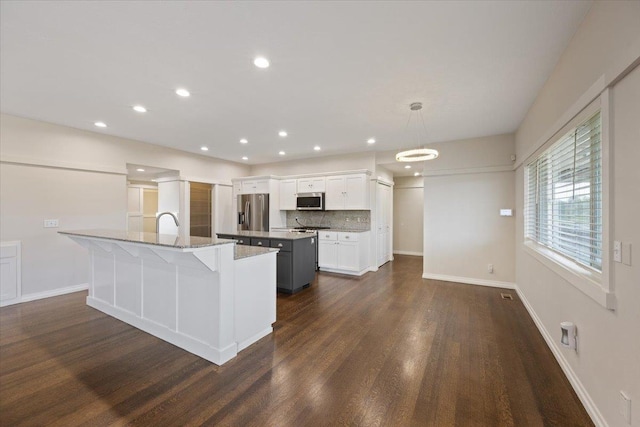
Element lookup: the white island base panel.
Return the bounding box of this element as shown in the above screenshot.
[66,235,276,365]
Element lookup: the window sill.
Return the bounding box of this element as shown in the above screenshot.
[522,241,615,310]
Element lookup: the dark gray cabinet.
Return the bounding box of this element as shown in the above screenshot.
[271,237,316,294]
[217,234,249,245]
[216,232,316,294]
[250,237,270,247]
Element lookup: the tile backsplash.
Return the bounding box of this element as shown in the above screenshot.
[285,210,370,231]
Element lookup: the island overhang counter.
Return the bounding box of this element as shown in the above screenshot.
[59,229,278,365]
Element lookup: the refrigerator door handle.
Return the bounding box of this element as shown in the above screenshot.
[245,200,250,227]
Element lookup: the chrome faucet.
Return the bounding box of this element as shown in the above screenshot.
[156,211,180,235]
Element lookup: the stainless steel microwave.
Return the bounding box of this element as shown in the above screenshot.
[296,193,325,210]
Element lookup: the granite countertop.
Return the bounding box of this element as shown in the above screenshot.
[218,230,316,240]
[59,229,236,249]
[272,227,370,233]
[234,245,278,260]
[325,228,370,233]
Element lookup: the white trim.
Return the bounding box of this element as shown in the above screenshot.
[0,155,128,175]
[0,241,22,306]
[600,88,614,293]
[515,285,608,427]
[318,267,370,277]
[421,273,515,289]
[87,296,237,365]
[422,164,514,177]
[393,250,423,256]
[1,283,89,307]
[237,326,273,352]
[515,75,606,170]
[522,242,614,309]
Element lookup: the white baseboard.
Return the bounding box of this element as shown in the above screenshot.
[0,283,88,307]
[393,250,423,256]
[515,286,607,427]
[422,273,515,289]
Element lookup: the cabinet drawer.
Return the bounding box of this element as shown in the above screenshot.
[338,232,359,242]
[270,239,292,252]
[318,231,338,241]
[217,234,250,245]
[251,238,270,247]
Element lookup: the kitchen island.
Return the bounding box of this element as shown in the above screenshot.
[217,230,316,294]
[60,229,278,365]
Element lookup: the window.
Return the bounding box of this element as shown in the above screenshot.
[525,111,602,272]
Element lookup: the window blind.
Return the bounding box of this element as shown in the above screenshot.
[525,111,602,271]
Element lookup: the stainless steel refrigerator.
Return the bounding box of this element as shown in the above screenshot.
[237,193,269,231]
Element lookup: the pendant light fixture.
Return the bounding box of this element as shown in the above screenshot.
[395,102,439,162]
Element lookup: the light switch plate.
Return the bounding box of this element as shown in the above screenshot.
[614,241,622,263]
[500,209,513,217]
[622,242,632,266]
[43,219,59,228]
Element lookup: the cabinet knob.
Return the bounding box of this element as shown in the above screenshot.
[345,236,349,239]
[278,243,283,247]
[258,242,262,246]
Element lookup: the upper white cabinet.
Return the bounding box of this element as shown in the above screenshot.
[325,173,369,210]
[297,177,326,193]
[233,178,269,196]
[239,179,269,194]
[279,179,297,210]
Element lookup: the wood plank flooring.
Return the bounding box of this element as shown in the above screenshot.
[0,255,592,426]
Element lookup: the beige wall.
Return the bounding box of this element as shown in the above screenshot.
[395,132,517,285]
[0,113,250,180]
[424,170,515,285]
[250,151,376,176]
[0,164,126,295]
[514,2,640,426]
[393,176,424,255]
[0,114,250,298]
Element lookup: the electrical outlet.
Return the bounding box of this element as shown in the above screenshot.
[43,219,59,228]
[620,391,631,424]
[487,264,494,274]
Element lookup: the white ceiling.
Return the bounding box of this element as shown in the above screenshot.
[0,1,591,172]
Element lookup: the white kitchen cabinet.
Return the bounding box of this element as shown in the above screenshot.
[318,231,370,275]
[297,177,326,193]
[279,179,297,210]
[325,174,369,210]
[376,182,392,267]
[239,179,269,194]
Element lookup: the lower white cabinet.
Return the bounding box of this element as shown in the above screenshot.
[318,231,370,275]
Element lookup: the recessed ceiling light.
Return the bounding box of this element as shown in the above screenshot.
[136,168,145,172]
[314,146,321,151]
[175,88,190,97]
[253,57,270,68]
[405,165,411,169]
[242,156,248,160]
[414,172,420,176]
[133,105,147,113]
[367,138,376,144]
[201,146,209,151]
[279,151,286,156]
[240,138,248,144]
[94,121,107,128]
[279,130,288,137]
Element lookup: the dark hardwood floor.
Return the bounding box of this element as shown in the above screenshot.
[0,255,592,426]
